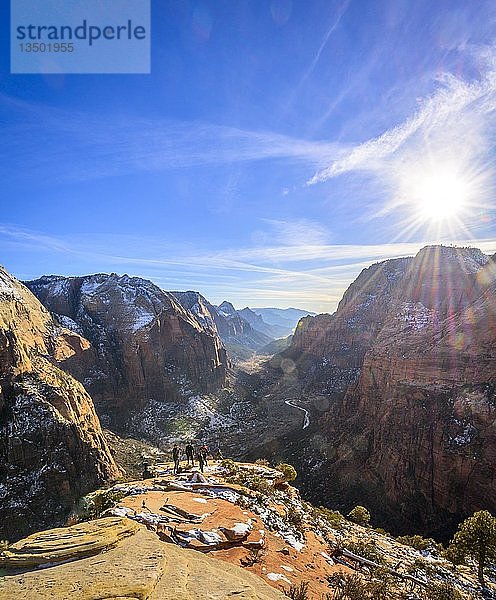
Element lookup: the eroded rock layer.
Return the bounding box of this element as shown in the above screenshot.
[25,274,228,427]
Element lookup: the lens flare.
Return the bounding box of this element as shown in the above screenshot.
[412,168,470,223]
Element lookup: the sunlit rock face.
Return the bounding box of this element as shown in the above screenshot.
[0,265,120,541]
[280,246,496,537]
[25,274,228,428]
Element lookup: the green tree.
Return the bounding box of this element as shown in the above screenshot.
[275,462,297,482]
[346,505,371,527]
[447,510,496,587]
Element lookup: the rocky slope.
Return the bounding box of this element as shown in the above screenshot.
[1,460,492,599]
[0,266,119,541]
[25,274,228,429]
[269,245,496,538]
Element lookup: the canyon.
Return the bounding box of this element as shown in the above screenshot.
[1,244,495,545]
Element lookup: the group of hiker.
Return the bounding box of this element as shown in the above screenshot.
[172,442,209,474]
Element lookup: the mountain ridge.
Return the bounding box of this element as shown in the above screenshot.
[265,245,496,537]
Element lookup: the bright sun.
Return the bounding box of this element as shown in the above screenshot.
[411,168,470,222]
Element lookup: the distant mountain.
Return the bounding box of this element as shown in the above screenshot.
[172,292,271,361]
[245,307,316,338]
[238,307,286,339]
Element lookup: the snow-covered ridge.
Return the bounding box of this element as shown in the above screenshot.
[0,267,22,300]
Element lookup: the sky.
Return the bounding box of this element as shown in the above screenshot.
[1,0,496,313]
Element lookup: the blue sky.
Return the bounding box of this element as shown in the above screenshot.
[1,0,496,312]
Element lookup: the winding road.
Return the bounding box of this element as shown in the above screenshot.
[284,400,310,430]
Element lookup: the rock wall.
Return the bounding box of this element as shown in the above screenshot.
[282,246,496,536]
[0,266,119,541]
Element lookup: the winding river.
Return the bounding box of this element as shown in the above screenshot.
[284,399,310,429]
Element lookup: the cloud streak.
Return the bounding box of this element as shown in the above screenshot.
[2,223,495,313]
[0,95,339,182]
[308,46,496,191]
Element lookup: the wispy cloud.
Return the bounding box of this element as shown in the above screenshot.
[308,47,496,201]
[2,223,495,312]
[0,95,339,182]
[259,218,331,246]
[299,0,351,86]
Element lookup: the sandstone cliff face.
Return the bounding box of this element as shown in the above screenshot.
[26,275,228,427]
[0,266,119,541]
[280,246,496,537]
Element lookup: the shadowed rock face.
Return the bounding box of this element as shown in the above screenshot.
[0,266,120,541]
[25,274,228,427]
[278,246,496,537]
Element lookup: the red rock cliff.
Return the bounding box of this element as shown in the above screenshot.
[0,265,120,541]
[25,274,228,428]
[283,246,496,536]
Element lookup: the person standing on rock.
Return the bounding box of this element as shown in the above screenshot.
[185,442,195,467]
[200,444,209,466]
[172,444,181,475]
[198,451,206,473]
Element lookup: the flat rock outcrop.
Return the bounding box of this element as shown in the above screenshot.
[0,266,119,541]
[0,516,285,600]
[1,462,488,599]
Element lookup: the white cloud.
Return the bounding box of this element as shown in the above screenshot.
[260,218,330,246]
[308,51,496,186]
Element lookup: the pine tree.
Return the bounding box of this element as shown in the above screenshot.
[447,510,496,587]
[346,505,371,527]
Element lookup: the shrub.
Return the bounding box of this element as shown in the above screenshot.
[346,505,370,527]
[284,581,309,600]
[285,509,305,532]
[227,470,274,496]
[343,540,385,564]
[241,546,266,567]
[0,540,9,553]
[407,556,438,578]
[312,506,344,530]
[396,534,442,554]
[328,571,392,600]
[255,458,271,467]
[276,462,297,482]
[423,581,463,600]
[220,458,238,475]
[78,489,125,521]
